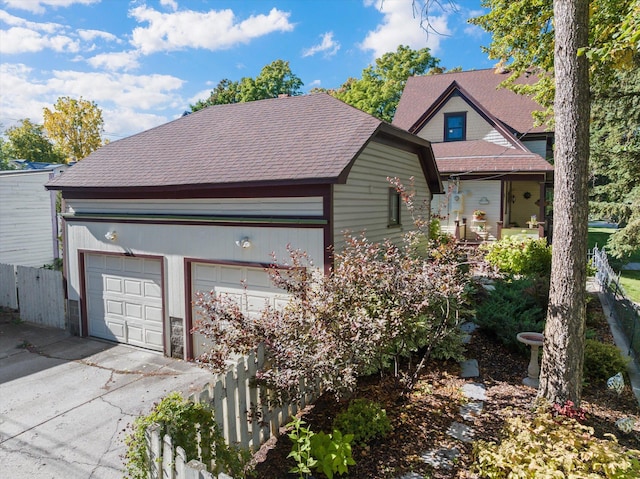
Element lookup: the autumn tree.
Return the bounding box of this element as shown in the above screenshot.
[191,60,303,112]
[333,45,440,123]
[3,119,65,164]
[43,96,105,162]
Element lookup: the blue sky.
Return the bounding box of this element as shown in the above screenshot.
[0,0,494,141]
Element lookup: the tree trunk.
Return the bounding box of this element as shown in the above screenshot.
[537,0,590,405]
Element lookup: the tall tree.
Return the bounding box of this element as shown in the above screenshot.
[589,65,640,258]
[191,60,303,112]
[43,96,105,162]
[537,0,591,405]
[0,137,15,170]
[4,119,65,164]
[333,45,439,123]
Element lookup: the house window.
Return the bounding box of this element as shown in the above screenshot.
[444,112,466,141]
[388,188,401,226]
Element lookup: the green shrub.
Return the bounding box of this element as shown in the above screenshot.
[474,411,640,478]
[475,278,546,350]
[482,236,552,276]
[332,399,392,446]
[583,338,630,384]
[287,417,356,479]
[310,430,356,479]
[124,392,250,479]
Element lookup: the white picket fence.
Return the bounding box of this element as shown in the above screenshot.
[145,345,320,478]
[0,263,65,329]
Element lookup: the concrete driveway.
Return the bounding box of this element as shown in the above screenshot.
[0,316,214,478]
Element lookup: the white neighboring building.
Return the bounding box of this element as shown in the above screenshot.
[0,164,68,267]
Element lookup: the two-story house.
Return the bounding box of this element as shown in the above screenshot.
[393,68,554,241]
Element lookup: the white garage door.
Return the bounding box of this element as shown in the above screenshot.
[86,254,164,352]
[191,263,288,356]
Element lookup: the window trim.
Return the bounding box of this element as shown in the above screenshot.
[388,188,401,227]
[444,112,467,142]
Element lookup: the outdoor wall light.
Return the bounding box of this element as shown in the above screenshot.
[105,231,117,241]
[235,237,251,249]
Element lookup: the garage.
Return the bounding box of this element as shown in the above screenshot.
[190,262,288,357]
[85,254,164,352]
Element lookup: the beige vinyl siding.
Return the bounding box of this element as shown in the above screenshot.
[66,197,324,217]
[416,97,514,147]
[434,179,501,240]
[0,170,58,267]
[333,142,430,250]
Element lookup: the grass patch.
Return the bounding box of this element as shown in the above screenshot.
[587,227,615,251]
[620,270,640,304]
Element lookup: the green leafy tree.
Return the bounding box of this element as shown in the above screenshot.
[191,60,303,112]
[191,78,241,110]
[3,119,65,164]
[589,65,640,258]
[333,45,439,122]
[0,137,15,170]
[43,96,105,162]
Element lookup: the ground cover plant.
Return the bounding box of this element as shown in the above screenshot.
[249,290,640,478]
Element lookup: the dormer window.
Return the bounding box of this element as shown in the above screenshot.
[444,112,466,141]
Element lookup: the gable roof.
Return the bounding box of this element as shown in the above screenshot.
[47,93,441,194]
[432,140,554,175]
[393,68,549,135]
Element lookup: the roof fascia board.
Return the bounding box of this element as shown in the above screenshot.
[53,182,332,200]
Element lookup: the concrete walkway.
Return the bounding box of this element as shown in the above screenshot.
[0,318,213,479]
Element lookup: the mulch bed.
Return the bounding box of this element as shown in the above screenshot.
[251,293,640,478]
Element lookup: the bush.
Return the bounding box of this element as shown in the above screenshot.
[474,411,640,478]
[583,338,630,385]
[124,392,250,479]
[332,399,392,446]
[482,236,552,276]
[475,278,546,350]
[193,233,470,402]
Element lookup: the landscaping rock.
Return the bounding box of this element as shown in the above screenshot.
[420,447,460,470]
[460,401,484,421]
[459,359,479,378]
[447,421,475,442]
[461,382,487,401]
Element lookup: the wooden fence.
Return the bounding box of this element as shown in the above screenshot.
[0,263,65,329]
[145,345,320,478]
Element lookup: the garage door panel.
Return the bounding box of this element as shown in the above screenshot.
[144,282,162,298]
[192,263,288,357]
[105,276,123,294]
[105,256,123,272]
[124,279,142,296]
[106,299,123,316]
[145,305,163,322]
[86,254,163,352]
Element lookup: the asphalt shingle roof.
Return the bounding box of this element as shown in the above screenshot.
[433,140,554,174]
[48,93,432,190]
[393,68,549,135]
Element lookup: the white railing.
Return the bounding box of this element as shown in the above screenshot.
[145,345,320,478]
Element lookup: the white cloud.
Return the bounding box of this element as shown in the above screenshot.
[87,50,140,71]
[77,29,118,43]
[159,0,178,12]
[307,79,321,88]
[0,63,185,138]
[302,32,340,58]
[2,0,99,14]
[0,26,79,53]
[361,0,451,59]
[0,9,63,33]
[129,5,294,55]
